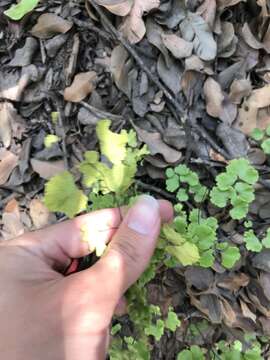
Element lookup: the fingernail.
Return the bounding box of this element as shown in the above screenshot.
[127,195,159,235]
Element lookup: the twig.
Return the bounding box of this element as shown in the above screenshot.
[88,0,185,120]
[72,18,113,42]
[80,101,123,122]
[136,180,175,201]
[193,124,231,160]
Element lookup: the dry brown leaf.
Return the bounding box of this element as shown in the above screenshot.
[196,0,216,29]
[162,34,193,59]
[217,273,249,291]
[185,55,213,74]
[1,199,24,240]
[203,77,224,117]
[31,14,73,39]
[241,22,263,50]
[239,300,257,322]
[229,79,252,104]
[263,23,270,53]
[120,0,160,44]
[134,126,182,163]
[217,0,246,10]
[0,102,12,148]
[257,0,269,17]
[29,198,56,229]
[31,159,65,180]
[0,149,18,185]
[235,84,270,134]
[64,71,97,102]
[110,45,131,97]
[96,0,133,16]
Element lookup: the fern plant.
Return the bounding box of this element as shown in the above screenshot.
[210,159,258,220]
[251,126,270,154]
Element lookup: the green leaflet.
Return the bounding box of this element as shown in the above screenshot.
[4,0,39,20]
[44,171,87,218]
[166,242,200,266]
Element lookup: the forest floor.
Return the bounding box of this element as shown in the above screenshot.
[1,0,270,358]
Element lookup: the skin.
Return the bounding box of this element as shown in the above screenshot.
[0,196,173,360]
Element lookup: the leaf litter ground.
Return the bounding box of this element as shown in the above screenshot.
[1,0,270,358]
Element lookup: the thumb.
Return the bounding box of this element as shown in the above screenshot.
[88,195,161,306]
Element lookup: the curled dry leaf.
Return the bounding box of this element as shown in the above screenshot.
[134,125,182,163]
[31,14,73,39]
[31,159,65,180]
[29,198,56,229]
[1,199,24,240]
[0,149,18,185]
[96,0,133,16]
[235,84,270,134]
[120,0,160,44]
[241,22,263,50]
[203,77,224,117]
[162,33,193,59]
[64,71,97,102]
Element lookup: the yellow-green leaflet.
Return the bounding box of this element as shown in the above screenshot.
[166,243,200,266]
[44,171,87,218]
[96,119,129,165]
[4,0,39,20]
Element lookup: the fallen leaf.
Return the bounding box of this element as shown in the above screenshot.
[263,23,270,53]
[31,13,73,39]
[235,84,270,134]
[162,33,193,59]
[157,54,182,95]
[241,22,263,50]
[120,0,160,43]
[134,126,182,163]
[185,55,214,74]
[31,159,65,179]
[240,300,257,322]
[196,0,216,29]
[180,12,217,61]
[203,77,224,117]
[0,149,19,185]
[110,45,132,97]
[96,0,133,16]
[185,266,214,291]
[217,273,249,291]
[216,123,249,158]
[219,96,237,125]
[29,198,56,229]
[0,102,12,148]
[9,37,38,67]
[229,79,252,104]
[64,72,97,102]
[1,199,24,240]
[146,18,170,66]
[217,0,246,10]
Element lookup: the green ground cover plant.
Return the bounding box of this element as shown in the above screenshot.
[44,120,270,359]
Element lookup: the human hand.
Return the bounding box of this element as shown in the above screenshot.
[0,195,173,360]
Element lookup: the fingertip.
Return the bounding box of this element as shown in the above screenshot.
[158,200,174,223]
